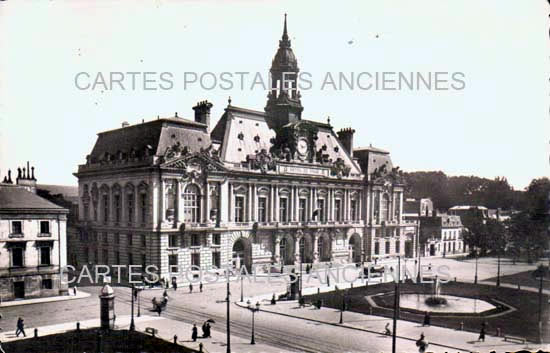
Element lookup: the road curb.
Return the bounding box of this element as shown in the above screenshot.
[238,301,480,352]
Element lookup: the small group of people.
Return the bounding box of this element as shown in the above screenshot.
[152,295,168,316]
[191,321,212,342]
[188,282,204,293]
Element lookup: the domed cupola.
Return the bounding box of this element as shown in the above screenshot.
[272,14,299,73]
[265,14,304,130]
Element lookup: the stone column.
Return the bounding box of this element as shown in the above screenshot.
[247,184,253,222]
[313,233,319,263]
[253,184,258,222]
[176,181,182,223]
[160,179,165,223]
[228,183,234,222]
[269,185,274,222]
[293,186,299,222]
[274,234,281,264]
[309,188,314,220]
[328,188,333,222]
[204,181,211,223]
[294,236,301,264]
[274,185,279,222]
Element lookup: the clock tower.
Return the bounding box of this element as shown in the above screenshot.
[265,14,304,130]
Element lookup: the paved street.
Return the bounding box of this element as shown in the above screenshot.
[0,257,544,352]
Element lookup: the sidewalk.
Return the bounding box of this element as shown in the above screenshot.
[240,281,550,353]
[0,290,90,307]
[0,314,283,353]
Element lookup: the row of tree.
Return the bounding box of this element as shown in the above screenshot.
[460,178,550,263]
[404,171,525,211]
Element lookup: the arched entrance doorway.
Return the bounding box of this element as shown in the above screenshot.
[348,234,362,263]
[279,237,295,265]
[232,238,252,272]
[317,235,331,262]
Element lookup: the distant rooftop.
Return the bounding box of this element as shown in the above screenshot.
[0,184,68,212]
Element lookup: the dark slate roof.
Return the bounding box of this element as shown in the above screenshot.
[353,146,394,175]
[0,185,67,211]
[89,117,211,161]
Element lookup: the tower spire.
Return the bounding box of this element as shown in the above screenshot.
[280,13,290,48]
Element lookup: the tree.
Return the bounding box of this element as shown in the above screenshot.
[509,211,547,263]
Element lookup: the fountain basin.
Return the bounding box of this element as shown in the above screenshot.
[398,293,495,314]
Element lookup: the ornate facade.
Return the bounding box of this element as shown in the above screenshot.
[73,16,410,284]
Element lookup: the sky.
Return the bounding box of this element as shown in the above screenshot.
[0,0,548,190]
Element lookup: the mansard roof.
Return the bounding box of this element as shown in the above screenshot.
[354,145,394,175]
[210,105,361,176]
[87,117,211,164]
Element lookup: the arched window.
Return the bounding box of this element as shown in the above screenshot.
[299,237,305,259]
[183,184,201,223]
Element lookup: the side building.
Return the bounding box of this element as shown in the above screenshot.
[354,146,412,261]
[418,214,465,257]
[0,167,69,300]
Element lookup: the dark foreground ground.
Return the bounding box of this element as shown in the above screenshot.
[305,281,549,343]
[2,328,197,353]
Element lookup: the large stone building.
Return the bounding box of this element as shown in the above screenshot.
[418,214,465,257]
[72,16,408,284]
[0,166,69,300]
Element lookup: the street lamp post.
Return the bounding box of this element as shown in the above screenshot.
[339,291,345,324]
[240,276,244,302]
[137,287,141,317]
[246,300,260,345]
[392,256,401,353]
[226,268,231,353]
[474,249,479,285]
[496,250,501,287]
[130,284,135,331]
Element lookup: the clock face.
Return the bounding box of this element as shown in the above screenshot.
[297,138,308,155]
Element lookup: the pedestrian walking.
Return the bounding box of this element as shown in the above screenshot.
[191,324,198,342]
[416,333,428,353]
[156,304,162,316]
[189,283,193,293]
[201,322,207,338]
[15,317,26,337]
[205,322,211,338]
[422,311,430,326]
[163,290,168,299]
[73,286,77,296]
[384,322,391,336]
[200,282,203,293]
[478,322,486,342]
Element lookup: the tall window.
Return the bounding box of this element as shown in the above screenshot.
[334,199,342,222]
[317,199,325,222]
[114,194,121,223]
[127,193,134,223]
[12,221,22,235]
[350,199,358,221]
[102,249,109,264]
[127,233,133,246]
[191,234,201,247]
[279,198,288,222]
[396,240,401,254]
[11,248,24,267]
[115,251,120,265]
[169,234,178,248]
[258,197,267,222]
[183,184,201,223]
[299,199,307,222]
[385,241,390,254]
[38,246,52,266]
[299,237,305,259]
[280,237,287,261]
[141,234,146,247]
[234,196,245,222]
[374,242,380,255]
[191,253,201,267]
[169,254,178,272]
[212,234,221,245]
[83,204,89,221]
[380,194,390,222]
[212,252,221,268]
[165,181,176,222]
[128,252,134,265]
[140,193,147,223]
[317,236,323,256]
[103,195,109,223]
[40,221,50,234]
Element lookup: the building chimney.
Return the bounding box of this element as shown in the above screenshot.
[337,128,355,157]
[192,100,213,130]
[16,162,37,193]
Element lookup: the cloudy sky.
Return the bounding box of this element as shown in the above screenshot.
[0,0,548,190]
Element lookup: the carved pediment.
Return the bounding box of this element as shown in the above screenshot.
[371,165,406,186]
